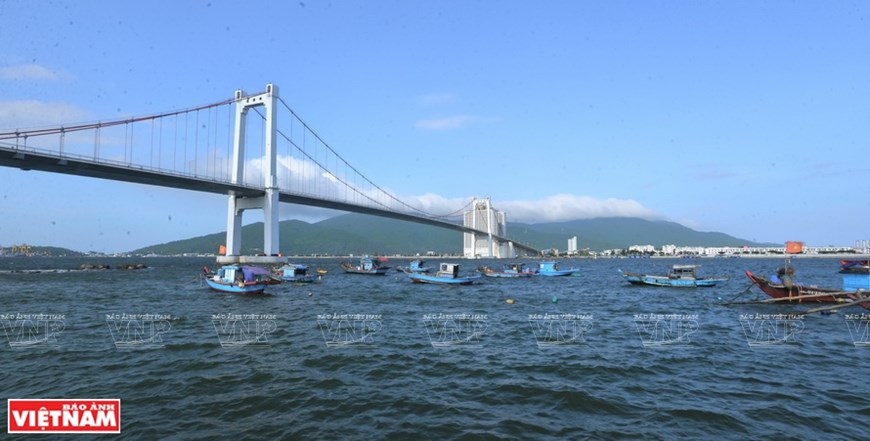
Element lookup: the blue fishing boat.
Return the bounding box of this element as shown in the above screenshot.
[341,256,391,275]
[481,262,535,278]
[396,259,433,274]
[619,265,727,287]
[408,263,481,285]
[274,262,320,283]
[536,261,579,277]
[204,265,275,295]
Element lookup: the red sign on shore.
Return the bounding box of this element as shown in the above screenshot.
[7,399,120,434]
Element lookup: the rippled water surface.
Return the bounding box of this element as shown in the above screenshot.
[1,256,868,439]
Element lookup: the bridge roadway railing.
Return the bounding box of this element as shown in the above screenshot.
[0,142,541,255]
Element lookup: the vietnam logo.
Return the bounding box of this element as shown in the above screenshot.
[7,399,120,433]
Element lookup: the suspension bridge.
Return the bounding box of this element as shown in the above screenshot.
[0,84,539,262]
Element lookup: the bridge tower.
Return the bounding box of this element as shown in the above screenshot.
[220,84,282,264]
[463,197,514,258]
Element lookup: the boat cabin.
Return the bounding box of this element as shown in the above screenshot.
[438,263,461,278]
[280,264,309,278]
[506,263,530,273]
[539,261,559,272]
[360,258,378,271]
[216,265,270,283]
[668,265,699,280]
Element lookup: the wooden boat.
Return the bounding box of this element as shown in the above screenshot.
[408,263,481,285]
[274,263,320,283]
[204,265,274,295]
[619,265,728,287]
[396,259,433,274]
[745,270,843,302]
[481,263,534,278]
[744,270,868,306]
[341,256,391,275]
[536,261,579,277]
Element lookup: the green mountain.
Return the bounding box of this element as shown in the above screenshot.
[131,213,771,255]
[511,218,771,251]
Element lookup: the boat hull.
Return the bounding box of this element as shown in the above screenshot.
[205,278,266,295]
[744,270,850,303]
[482,271,533,278]
[536,270,578,277]
[620,269,726,287]
[279,275,320,283]
[341,260,390,275]
[536,261,578,277]
[343,268,390,275]
[408,273,480,285]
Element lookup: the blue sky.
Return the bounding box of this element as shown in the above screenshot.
[1,0,869,253]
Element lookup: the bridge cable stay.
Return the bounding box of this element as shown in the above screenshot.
[266,97,472,222]
[0,98,235,141]
[0,93,478,224]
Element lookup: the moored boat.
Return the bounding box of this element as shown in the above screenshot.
[274,262,320,283]
[536,261,579,277]
[745,268,870,310]
[481,262,534,278]
[408,263,481,285]
[341,256,391,275]
[396,259,433,274]
[204,265,274,295]
[619,264,728,287]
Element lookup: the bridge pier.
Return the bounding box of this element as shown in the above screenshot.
[463,197,515,258]
[223,83,282,261]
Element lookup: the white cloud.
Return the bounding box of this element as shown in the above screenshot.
[0,100,91,130]
[373,192,662,223]
[183,150,662,226]
[414,115,491,130]
[0,64,61,81]
[497,193,662,223]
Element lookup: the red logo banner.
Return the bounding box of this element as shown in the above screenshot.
[7,399,120,433]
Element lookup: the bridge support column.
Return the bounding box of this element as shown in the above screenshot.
[223,84,282,262]
[463,197,509,258]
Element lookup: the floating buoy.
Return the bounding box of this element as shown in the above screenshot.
[308,292,313,297]
[551,296,558,303]
[505,298,515,305]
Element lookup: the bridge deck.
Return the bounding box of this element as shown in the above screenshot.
[0,145,540,255]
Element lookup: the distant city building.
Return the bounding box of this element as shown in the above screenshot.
[629,244,656,254]
[633,244,857,256]
[463,197,513,258]
[567,236,578,255]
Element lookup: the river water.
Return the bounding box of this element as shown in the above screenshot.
[1,256,867,440]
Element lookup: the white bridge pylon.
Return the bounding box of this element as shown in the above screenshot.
[223,84,281,262]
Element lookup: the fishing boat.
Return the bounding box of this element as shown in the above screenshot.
[619,264,728,287]
[396,259,433,274]
[408,263,481,285]
[341,256,391,275]
[536,261,579,277]
[204,265,274,295]
[744,270,850,303]
[274,262,320,283]
[481,262,535,278]
[745,262,870,309]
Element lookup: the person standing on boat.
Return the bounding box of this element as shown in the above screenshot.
[777,266,796,295]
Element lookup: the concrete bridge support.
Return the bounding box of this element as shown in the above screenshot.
[220,84,283,264]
